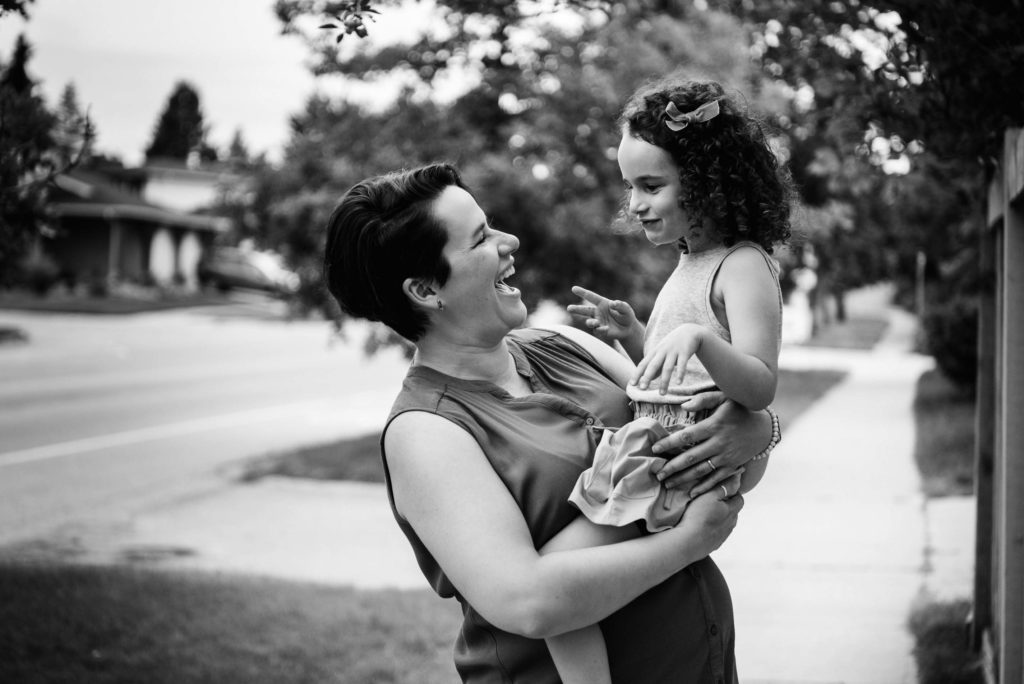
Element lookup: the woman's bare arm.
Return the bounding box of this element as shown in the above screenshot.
[385,410,742,639]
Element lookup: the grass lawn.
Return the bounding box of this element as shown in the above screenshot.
[801,315,890,350]
[0,563,462,684]
[912,368,976,497]
[0,290,234,315]
[908,598,985,684]
[908,365,979,678]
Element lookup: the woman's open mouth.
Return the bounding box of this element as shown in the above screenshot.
[495,263,519,295]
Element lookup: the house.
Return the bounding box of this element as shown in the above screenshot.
[142,154,243,214]
[44,164,231,292]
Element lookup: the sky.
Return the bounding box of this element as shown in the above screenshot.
[0,1,597,168]
[0,0,375,166]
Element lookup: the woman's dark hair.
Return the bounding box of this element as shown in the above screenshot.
[323,162,466,341]
[618,77,794,253]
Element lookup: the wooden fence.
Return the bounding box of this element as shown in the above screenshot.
[975,126,1024,683]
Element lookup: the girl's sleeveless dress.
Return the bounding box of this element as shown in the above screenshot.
[569,242,782,532]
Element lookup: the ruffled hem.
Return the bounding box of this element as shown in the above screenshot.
[568,417,690,533]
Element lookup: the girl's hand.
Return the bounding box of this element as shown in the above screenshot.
[567,286,640,342]
[650,400,772,494]
[631,323,705,394]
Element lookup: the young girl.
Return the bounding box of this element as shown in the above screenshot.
[548,77,792,683]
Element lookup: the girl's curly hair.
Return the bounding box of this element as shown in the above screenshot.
[617,77,794,253]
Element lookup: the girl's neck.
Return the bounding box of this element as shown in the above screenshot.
[683,233,725,254]
[681,220,723,254]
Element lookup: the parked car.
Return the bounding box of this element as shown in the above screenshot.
[197,247,300,297]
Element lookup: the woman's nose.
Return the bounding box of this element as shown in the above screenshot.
[499,231,519,253]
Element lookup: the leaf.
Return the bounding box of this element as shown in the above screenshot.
[319,23,337,29]
[336,34,345,43]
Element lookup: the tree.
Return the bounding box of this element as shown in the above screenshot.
[702,0,1024,167]
[298,1,1023,296]
[52,83,94,167]
[267,3,782,328]
[1,34,56,287]
[1,35,94,290]
[0,0,34,19]
[144,81,217,162]
[224,129,250,167]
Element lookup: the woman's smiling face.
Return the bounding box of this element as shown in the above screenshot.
[430,185,527,338]
[617,132,689,247]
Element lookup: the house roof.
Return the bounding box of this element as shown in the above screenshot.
[144,156,242,182]
[49,169,230,233]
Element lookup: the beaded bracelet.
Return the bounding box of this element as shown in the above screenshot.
[751,406,781,461]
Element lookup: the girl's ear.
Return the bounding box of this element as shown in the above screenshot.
[402,278,439,310]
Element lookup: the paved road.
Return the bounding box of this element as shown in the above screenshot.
[0,303,408,545]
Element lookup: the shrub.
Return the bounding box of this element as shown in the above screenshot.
[16,252,60,295]
[922,297,978,395]
[907,598,984,684]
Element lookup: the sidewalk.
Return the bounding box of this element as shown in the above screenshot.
[713,292,974,683]
[9,288,976,683]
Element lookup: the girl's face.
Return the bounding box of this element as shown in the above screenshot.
[430,185,527,339]
[616,132,690,247]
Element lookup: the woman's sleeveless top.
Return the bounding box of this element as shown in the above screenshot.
[381,328,737,683]
[639,241,782,399]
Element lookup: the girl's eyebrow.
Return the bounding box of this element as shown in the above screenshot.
[623,173,664,183]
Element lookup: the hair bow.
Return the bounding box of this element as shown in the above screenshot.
[664,99,720,132]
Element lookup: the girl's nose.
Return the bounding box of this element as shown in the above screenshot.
[628,191,646,215]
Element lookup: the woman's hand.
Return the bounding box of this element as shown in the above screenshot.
[567,286,641,343]
[672,471,744,558]
[650,399,772,495]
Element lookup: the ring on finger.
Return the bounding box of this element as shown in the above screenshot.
[720,484,729,499]
[705,459,716,473]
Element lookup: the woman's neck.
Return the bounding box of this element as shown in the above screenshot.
[413,332,515,385]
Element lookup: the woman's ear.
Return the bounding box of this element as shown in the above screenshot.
[402,278,439,310]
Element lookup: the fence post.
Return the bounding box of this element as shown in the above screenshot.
[991,127,1024,684]
[972,220,995,650]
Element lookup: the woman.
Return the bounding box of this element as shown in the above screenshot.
[323,162,776,683]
